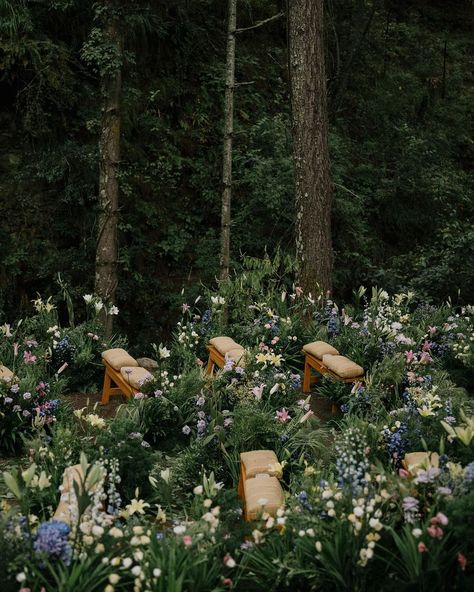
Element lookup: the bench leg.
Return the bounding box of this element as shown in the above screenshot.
[303,357,312,393]
[206,355,214,375]
[101,369,112,405]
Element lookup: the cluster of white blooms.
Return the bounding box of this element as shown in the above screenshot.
[176,320,200,350]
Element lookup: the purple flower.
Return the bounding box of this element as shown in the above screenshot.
[4,397,13,404]
[224,417,233,427]
[141,440,151,448]
[22,410,31,417]
[182,425,191,435]
[34,520,72,565]
[235,366,245,375]
[197,410,206,419]
[12,405,21,413]
[196,396,205,407]
[23,392,32,400]
[402,496,419,512]
[443,416,456,425]
[415,467,441,483]
[437,486,452,495]
[154,389,163,397]
[10,384,19,393]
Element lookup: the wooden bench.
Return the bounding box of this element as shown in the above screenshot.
[237,450,284,521]
[302,340,364,393]
[101,348,153,405]
[206,336,246,374]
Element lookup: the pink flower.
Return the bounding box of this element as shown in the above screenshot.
[196,358,204,367]
[295,286,303,297]
[428,326,437,335]
[405,350,415,363]
[406,371,417,382]
[223,554,236,568]
[422,340,432,352]
[252,384,265,401]
[182,535,193,546]
[457,552,467,571]
[418,542,428,553]
[23,351,37,364]
[275,408,291,423]
[432,512,448,526]
[299,410,314,423]
[182,303,190,313]
[399,468,410,478]
[427,525,443,539]
[223,578,233,587]
[419,351,433,364]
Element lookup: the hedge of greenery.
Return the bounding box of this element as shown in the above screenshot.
[1,260,473,591]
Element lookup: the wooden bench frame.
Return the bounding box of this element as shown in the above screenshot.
[101,360,138,405]
[206,344,226,375]
[302,351,364,393]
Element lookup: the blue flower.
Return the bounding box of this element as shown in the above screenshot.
[34,520,72,565]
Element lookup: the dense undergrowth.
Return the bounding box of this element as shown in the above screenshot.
[0,259,473,591]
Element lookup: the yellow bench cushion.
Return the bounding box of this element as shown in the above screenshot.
[402,452,439,474]
[241,450,279,479]
[303,340,339,359]
[322,354,364,379]
[227,347,246,366]
[120,366,153,390]
[209,336,243,355]
[102,348,138,371]
[244,474,284,520]
[0,365,13,382]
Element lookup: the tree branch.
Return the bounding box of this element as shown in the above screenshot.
[235,12,284,33]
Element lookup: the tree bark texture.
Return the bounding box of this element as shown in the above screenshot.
[219,0,237,281]
[95,12,122,336]
[289,0,333,297]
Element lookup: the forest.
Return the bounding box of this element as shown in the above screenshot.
[1,0,473,344]
[0,1,473,591]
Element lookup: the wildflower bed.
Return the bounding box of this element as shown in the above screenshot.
[1,262,473,591]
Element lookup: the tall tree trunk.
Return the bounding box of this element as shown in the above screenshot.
[289,0,333,297]
[219,0,237,281]
[95,9,122,337]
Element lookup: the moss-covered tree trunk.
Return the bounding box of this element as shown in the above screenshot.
[289,0,333,297]
[95,9,122,337]
[219,0,237,281]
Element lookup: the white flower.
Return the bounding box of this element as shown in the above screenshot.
[354,506,364,517]
[159,345,171,359]
[83,294,94,304]
[412,528,423,538]
[38,471,51,490]
[109,527,123,538]
[16,573,26,583]
[1,323,12,337]
[131,566,141,576]
[94,301,104,313]
[160,468,171,483]
[173,525,186,535]
[153,568,162,578]
[109,574,121,584]
[108,305,119,316]
[193,485,203,495]
[92,525,104,537]
[315,541,322,552]
[123,557,133,569]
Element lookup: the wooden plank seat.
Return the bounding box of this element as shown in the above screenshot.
[238,449,284,521]
[101,348,153,405]
[206,336,246,374]
[302,340,364,393]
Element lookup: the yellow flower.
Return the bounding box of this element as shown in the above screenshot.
[255,353,269,365]
[123,498,150,517]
